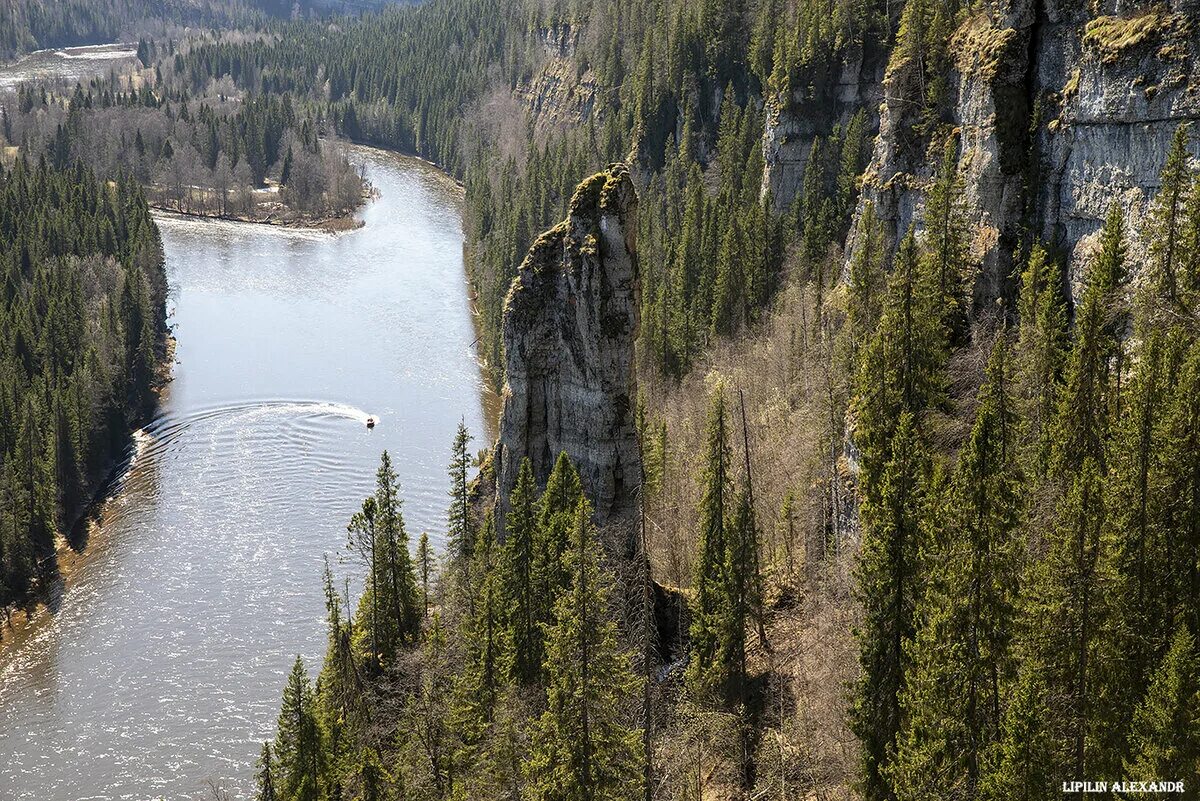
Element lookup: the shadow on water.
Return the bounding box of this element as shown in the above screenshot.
[0,427,140,642]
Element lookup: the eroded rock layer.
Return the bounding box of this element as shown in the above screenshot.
[495,165,641,534]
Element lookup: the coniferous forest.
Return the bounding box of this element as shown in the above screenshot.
[2,0,1200,800]
[0,161,166,605]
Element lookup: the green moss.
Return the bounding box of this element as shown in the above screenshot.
[1063,68,1081,100]
[568,171,607,218]
[952,13,1018,82]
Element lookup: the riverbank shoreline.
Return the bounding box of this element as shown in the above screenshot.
[0,333,174,643]
[149,204,366,233]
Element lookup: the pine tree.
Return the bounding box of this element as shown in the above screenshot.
[852,412,929,801]
[524,500,643,801]
[502,458,541,685]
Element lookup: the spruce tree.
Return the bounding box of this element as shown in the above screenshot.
[890,338,1022,800]
[358,748,388,801]
[722,487,759,707]
[255,742,277,801]
[1122,624,1200,790]
[687,385,733,701]
[524,500,643,801]
[1106,329,1171,746]
[1021,458,1118,781]
[852,412,929,801]
[377,451,421,643]
[1013,245,1067,477]
[1158,337,1200,637]
[502,458,541,685]
[853,228,945,507]
[923,134,970,341]
[846,201,885,362]
[978,659,1057,801]
[274,656,324,801]
[535,452,583,636]
[1052,286,1113,475]
[453,508,505,747]
[1146,123,1192,306]
[418,531,432,618]
[448,421,474,567]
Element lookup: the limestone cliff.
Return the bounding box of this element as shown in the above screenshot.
[514,25,599,134]
[494,165,641,537]
[844,1,1200,307]
[761,42,888,212]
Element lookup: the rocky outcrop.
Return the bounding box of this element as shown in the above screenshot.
[1040,2,1200,297]
[494,165,641,536]
[846,1,1200,308]
[761,44,888,212]
[514,25,599,133]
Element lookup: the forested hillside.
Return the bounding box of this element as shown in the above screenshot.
[191,0,1200,798]
[0,161,166,606]
[0,0,396,61]
[6,0,1198,798]
[0,38,368,225]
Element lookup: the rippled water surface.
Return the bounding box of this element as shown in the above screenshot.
[0,148,493,799]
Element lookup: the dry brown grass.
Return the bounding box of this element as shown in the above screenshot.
[640,253,868,799]
[1083,9,1181,65]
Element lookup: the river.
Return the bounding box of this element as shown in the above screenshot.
[0,147,494,799]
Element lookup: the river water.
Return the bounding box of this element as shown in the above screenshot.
[0,148,493,799]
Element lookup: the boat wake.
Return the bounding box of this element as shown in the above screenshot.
[106,400,379,499]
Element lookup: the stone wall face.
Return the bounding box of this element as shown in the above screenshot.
[495,166,641,536]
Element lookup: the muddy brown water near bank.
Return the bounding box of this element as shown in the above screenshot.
[0,146,497,800]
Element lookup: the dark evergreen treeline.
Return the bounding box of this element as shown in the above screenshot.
[0,0,389,61]
[2,67,364,220]
[0,159,166,605]
[0,0,272,61]
[846,123,1200,800]
[260,434,645,800]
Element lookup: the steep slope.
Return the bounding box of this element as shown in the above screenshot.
[847,1,1200,307]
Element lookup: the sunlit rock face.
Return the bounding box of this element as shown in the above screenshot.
[495,165,641,539]
[844,0,1200,309]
